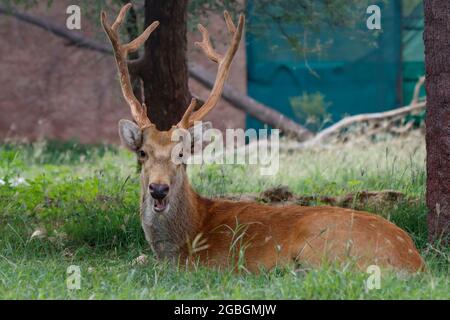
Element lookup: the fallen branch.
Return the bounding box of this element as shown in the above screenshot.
[224,186,420,211]
[280,100,426,150]
[311,101,425,143]
[0,6,312,141]
[0,6,112,54]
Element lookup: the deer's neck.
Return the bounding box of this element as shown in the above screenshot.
[140,178,206,260]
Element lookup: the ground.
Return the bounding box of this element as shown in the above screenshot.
[0,132,448,299]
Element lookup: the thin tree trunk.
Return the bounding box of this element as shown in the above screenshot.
[140,0,190,130]
[423,0,450,244]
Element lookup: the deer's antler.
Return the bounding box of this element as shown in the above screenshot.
[178,11,245,128]
[101,3,159,128]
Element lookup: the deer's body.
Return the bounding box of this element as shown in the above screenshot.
[139,152,424,273]
[103,4,424,273]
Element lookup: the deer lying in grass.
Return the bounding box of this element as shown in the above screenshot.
[101,4,424,272]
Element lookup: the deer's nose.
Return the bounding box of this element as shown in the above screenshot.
[149,183,169,200]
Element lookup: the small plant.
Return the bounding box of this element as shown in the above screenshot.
[290,92,332,132]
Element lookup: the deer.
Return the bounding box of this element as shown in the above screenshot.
[101,4,424,273]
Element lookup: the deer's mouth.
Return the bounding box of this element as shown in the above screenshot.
[153,198,169,212]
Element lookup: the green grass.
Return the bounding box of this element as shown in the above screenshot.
[0,134,448,299]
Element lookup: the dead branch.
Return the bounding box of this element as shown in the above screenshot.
[0,6,112,54]
[411,76,425,105]
[281,98,426,150]
[310,101,425,143]
[301,76,427,146]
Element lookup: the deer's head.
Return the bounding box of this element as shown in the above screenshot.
[102,4,244,213]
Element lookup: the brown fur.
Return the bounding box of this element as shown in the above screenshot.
[129,126,424,273]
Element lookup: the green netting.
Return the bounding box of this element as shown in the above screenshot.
[402,1,425,103]
[245,0,423,132]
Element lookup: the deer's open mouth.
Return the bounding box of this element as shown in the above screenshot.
[153,198,168,212]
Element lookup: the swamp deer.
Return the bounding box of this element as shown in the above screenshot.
[101,4,424,272]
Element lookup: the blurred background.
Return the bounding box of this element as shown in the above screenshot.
[0,0,425,143]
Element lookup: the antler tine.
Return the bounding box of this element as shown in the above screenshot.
[177,98,198,129]
[101,4,159,128]
[111,3,131,32]
[125,21,159,53]
[223,11,236,34]
[195,24,222,63]
[182,11,245,127]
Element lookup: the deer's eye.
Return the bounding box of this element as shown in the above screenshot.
[179,151,183,158]
[138,150,146,158]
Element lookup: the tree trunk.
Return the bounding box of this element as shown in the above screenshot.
[141,0,190,130]
[423,0,450,244]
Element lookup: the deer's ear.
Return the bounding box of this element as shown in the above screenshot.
[188,121,212,154]
[118,119,142,151]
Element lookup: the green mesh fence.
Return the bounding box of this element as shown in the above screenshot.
[245,0,424,132]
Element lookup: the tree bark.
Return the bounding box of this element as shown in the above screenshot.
[140,0,190,130]
[423,0,450,244]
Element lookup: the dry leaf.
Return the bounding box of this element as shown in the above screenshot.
[132,254,148,266]
[30,228,47,240]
